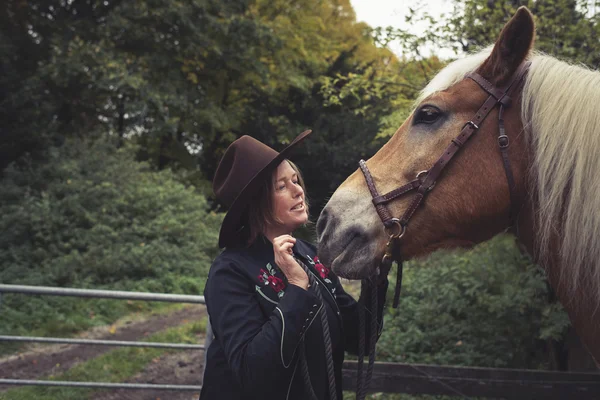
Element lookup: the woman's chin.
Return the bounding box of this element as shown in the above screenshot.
[289,213,308,227]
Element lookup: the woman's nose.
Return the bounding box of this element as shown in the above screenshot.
[293,184,304,197]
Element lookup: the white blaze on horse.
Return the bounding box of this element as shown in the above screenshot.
[316,7,600,365]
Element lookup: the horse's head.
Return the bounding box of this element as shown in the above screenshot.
[317,7,536,279]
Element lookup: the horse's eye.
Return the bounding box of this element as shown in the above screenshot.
[414,106,442,125]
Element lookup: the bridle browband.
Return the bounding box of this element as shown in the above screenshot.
[359,61,532,307]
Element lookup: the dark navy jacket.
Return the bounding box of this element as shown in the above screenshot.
[199,236,387,400]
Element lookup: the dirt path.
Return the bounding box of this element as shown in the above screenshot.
[0,305,206,393]
[89,340,204,400]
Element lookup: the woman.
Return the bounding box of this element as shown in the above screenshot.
[200,130,388,400]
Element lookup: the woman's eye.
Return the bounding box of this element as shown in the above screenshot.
[414,106,442,125]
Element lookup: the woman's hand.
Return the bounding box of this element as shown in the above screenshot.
[272,235,309,290]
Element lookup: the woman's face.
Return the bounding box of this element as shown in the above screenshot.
[270,160,308,233]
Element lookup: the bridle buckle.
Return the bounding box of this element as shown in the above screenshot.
[462,120,480,130]
[416,170,435,191]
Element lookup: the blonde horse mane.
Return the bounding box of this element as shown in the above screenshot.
[417,49,600,304]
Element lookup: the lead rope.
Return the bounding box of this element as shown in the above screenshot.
[356,234,404,399]
[356,281,366,398]
[366,277,378,395]
[356,278,379,400]
[296,258,338,400]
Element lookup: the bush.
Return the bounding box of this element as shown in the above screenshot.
[377,236,570,370]
[0,138,223,347]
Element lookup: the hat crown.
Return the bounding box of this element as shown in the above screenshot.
[213,136,279,208]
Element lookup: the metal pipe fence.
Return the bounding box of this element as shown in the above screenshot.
[0,284,209,391]
[0,379,202,391]
[2,284,599,398]
[0,335,205,350]
[0,284,206,303]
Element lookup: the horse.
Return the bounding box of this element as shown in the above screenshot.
[316,6,600,365]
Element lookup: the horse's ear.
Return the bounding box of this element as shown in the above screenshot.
[477,6,535,86]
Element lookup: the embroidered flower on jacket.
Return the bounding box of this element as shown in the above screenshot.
[313,256,330,279]
[258,263,286,298]
[269,274,286,292]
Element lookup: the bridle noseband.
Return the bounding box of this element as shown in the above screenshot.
[360,61,532,307]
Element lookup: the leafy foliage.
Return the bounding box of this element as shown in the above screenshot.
[377,236,570,369]
[0,139,222,347]
[0,0,400,210]
[385,0,600,65]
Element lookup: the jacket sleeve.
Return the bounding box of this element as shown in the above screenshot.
[334,276,389,355]
[205,258,323,391]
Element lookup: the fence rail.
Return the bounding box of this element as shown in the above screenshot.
[0,335,204,350]
[342,360,600,399]
[0,379,202,391]
[2,284,599,398]
[0,284,205,303]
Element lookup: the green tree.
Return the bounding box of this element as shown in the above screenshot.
[203,0,403,209]
[1,0,401,210]
[399,0,600,65]
[1,0,271,169]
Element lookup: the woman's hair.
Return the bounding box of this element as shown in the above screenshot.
[246,160,309,245]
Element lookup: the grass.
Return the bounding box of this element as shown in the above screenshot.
[0,317,206,400]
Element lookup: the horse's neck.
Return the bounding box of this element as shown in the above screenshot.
[515,198,600,366]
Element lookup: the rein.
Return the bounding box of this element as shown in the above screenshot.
[354,61,532,399]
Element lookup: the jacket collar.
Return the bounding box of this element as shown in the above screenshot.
[248,234,274,256]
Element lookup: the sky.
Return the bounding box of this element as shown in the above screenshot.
[349,0,456,59]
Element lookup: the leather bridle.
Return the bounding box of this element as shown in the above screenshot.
[359,61,532,307]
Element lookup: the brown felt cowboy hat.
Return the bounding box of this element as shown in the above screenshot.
[213,130,312,248]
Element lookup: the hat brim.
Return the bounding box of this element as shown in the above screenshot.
[218,130,312,248]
